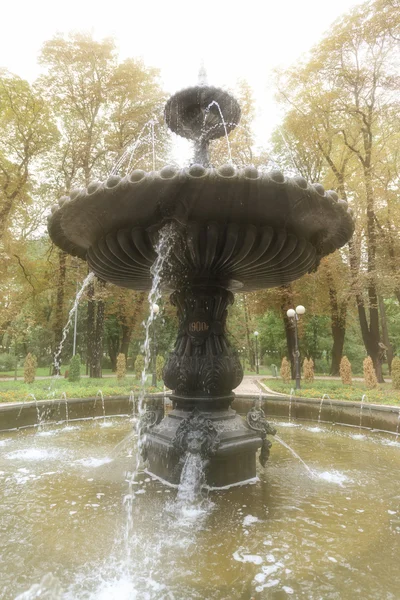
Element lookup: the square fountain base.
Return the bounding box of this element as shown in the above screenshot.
[144,408,262,489]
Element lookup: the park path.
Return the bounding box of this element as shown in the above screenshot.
[234,375,261,395]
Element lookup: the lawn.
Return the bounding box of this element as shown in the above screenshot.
[0,376,160,404]
[0,367,133,378]
[263,378,400,406]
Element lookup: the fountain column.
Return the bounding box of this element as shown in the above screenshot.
[163,286,243,409]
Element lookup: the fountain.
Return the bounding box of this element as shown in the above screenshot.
[47,80,354,487]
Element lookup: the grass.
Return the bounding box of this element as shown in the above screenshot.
[263,378,400,406]
[0,367,134,378]
[0,376,161,404]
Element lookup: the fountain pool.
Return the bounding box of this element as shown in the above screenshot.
[2,415,400,599]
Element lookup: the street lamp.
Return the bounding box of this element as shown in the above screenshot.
[254,331,259,375]
[151,303,160,387]
[286,305,306,390]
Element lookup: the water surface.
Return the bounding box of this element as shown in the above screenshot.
[1,417,400,599]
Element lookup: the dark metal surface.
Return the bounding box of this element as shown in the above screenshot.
[48,169,353,292]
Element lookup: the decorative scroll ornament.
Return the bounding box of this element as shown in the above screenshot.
[246,404,277,467]
[173,408,220,459]
[138,403,164,436]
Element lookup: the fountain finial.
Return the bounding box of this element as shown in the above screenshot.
[198,62,208,86]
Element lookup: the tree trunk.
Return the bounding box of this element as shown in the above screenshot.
[91,293,105,378]
[107,333,119,371]
[348,239,384,383]
[243,295,255,370]
[326,267,348,376]
[52,250,67,375]
[330,324,346,376]
[378,296,393,374]
[119,324,132,359]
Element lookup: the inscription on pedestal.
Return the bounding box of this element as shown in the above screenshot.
[187,312,211,345]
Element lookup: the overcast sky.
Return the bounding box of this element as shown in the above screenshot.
[1,0,360,159]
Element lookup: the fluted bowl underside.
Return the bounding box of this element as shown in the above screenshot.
[48,166,354,292]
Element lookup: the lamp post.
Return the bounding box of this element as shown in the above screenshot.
[286,305,306,390]
[254,330,259,374]
[151,303,160,387]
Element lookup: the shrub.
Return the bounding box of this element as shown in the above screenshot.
[68,354,81,382]
[116,353,127,380]
[280,357,291,383]
[303,357,315,384]
[392,357,400,390]
[24,353,37,384]
[363,356,377,389]
[156,355,165,381]
[134,354,145,381]
[339,356,352,385]
[0,353,17,373]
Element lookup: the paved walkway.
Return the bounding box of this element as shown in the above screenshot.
[234,376,261,395]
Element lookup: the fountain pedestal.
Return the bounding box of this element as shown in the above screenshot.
[144,284,266,487]
[145,406,262,488]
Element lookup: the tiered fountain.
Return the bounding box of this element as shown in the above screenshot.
[48,80,354,487]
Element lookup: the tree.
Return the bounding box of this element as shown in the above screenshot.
[392,357,400,390]
[68,354,81,382]
[280,357,291,383]
[0,71,57,242]
[116,352,127,380]
[38,33,167,377]
[274,0,400,381]
[24,353,37,383]
[340,356,353,385]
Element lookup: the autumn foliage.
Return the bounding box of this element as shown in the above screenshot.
[280,357,291,383]
[363,357,378,389]
[392,358,400,390]
[303,358,315,384]
[24,353,37,384]
[116,353,127,380]
[339,356,352,385]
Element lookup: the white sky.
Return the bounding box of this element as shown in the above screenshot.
[2,0,360,159]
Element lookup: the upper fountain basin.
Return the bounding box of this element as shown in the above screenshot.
[47,165,354,292]
[164,85,241,141]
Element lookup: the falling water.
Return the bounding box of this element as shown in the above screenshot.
[53,272,95,375]
[129,390,136,419]
[60,392,69,425]
[396,409,400,440]
[318,394,333,424]
[109,120,156,176]
[98,390,105,421]
[176,453,206,505]
[288,388,295,422]
[123,223,177,562]
[203,100,233,163]
[26,394,43,429]
[359,394,367,430]
[275,435,316,479]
